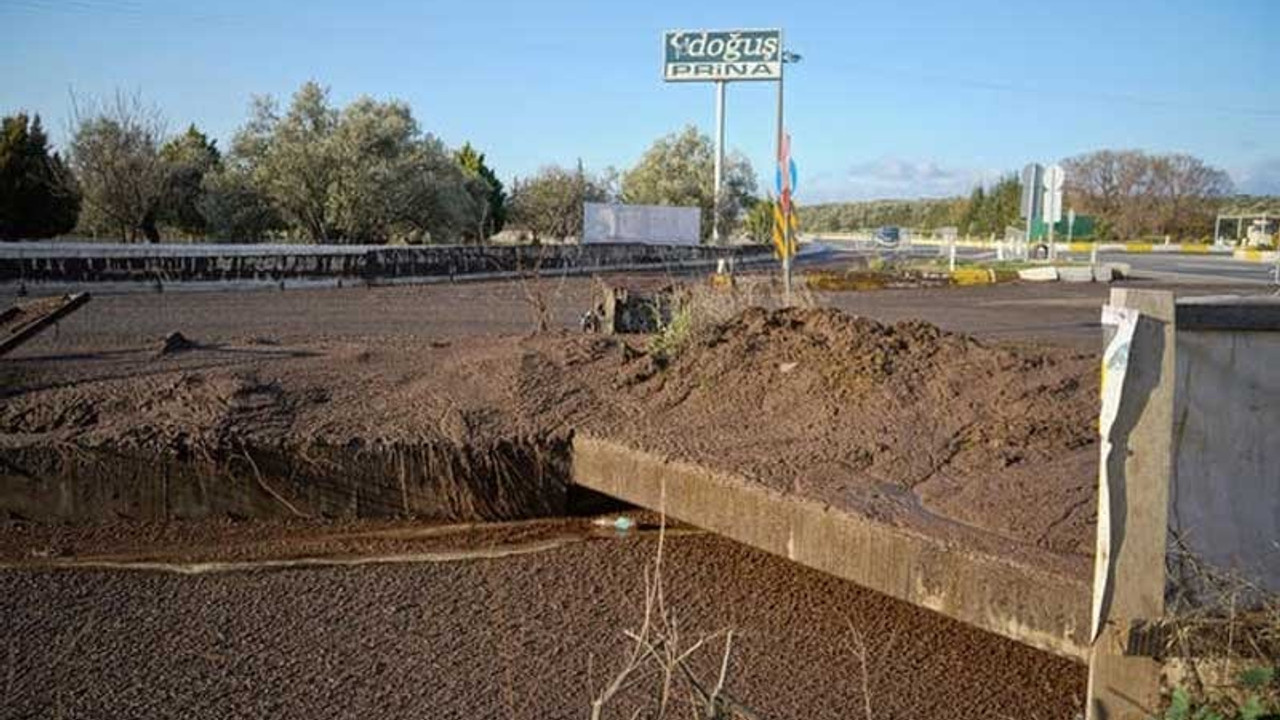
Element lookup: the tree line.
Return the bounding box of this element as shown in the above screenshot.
[1,86,762,245]
[1,85,506,244]
[2,87,1248,245]
[505,125,757,243]
[1062,150,1233,241]
[801,150,1242,242]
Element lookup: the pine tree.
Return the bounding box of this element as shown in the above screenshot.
[159,124,221,236]
[960,185,985,237]
[454,142,507,240]
[0,113,80,240]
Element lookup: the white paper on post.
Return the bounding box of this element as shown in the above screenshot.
[1091,304,1140,642]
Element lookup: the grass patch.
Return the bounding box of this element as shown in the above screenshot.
[1157,548,1280,719]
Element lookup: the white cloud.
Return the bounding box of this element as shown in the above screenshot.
[1234,158,1280,195]
[804,157,996,203]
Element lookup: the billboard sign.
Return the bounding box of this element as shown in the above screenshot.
[663,29,782,82]
[583,202,701,246]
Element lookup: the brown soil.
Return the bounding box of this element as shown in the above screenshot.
[0,280,1116,718]
[0,528,1086,720]
[2,303,1100,574]
[1,295,69,335]
[588,307,1099,561]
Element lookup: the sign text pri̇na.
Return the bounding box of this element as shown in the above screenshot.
[663,29,782,82]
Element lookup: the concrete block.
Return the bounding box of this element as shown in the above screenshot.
[1018,266,1059,282]
[1058,266,1096,283]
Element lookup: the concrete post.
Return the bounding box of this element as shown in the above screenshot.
[1087,289,1176,720]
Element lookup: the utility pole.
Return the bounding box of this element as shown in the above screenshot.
[713,80,725,244]
[776,53,788,300]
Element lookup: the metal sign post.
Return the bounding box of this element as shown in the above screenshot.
[663,28,790,269]
[1020,163,1044,260]
[1043,164,1065,261]
[713,80,725,243]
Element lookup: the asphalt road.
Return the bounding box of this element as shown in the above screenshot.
[808,237,1280,287]
[1097,252,1279,286]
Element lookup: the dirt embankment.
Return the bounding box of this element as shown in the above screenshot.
[1,306,1100,563]
[587,307,1100,558]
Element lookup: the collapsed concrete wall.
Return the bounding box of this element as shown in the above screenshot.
[1087,291,1280,720]
[0,242,770,286]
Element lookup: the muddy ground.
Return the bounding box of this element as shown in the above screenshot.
[3,300,1099,570]
[2,273,1120,353]
[0,522,1086,720]
[0,274,1240,718]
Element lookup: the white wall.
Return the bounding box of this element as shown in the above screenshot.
[582,203,701,246]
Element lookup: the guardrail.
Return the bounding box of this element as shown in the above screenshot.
[0,241,773,290]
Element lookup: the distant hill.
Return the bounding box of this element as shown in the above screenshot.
[798,197,967,234]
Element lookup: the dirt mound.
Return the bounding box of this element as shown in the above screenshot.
[596,307,1099,555]
[2,306,1100,557]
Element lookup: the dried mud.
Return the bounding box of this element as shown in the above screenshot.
[3,305,1099,573]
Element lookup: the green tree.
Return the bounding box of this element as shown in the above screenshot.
[229,82,479,243]
[620,125,757,242]
[508,162,609,242]
[742,196,775,245]
[231,83,341,241]
[455,142,507,242]
[959,185,985,236]
[199,165,283,242]
[159,124,221,236]
[988,174,1022,235]
[68,92,169,242]
[957,175,1021,237]
[0,112,79,240]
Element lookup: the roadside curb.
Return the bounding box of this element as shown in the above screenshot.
[877,238,1235,256]
[1233,249,1280,263]
[1017,263,1129,283]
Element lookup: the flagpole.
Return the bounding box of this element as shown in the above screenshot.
[776,46,790,304]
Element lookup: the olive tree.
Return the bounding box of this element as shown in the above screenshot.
[620,125,756,242]
[229,82,481,243]
[199,165,283,242]
[508,162,609,242]
[230,84,340,241]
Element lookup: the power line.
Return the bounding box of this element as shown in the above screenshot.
[842,61,1280,121]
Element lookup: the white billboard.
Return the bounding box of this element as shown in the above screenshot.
[582,203,701,246]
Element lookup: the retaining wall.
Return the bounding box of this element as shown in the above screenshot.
[0,242,771,288]
[571,434,1093,661]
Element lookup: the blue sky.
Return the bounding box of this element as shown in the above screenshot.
[2,0,1277,202]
